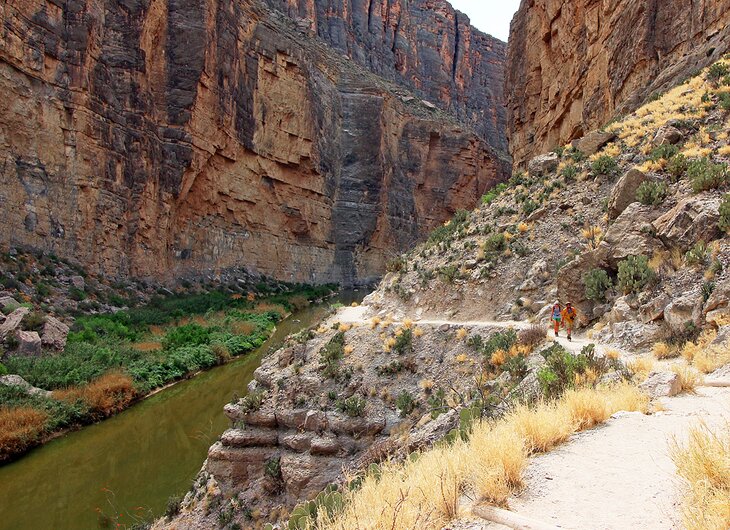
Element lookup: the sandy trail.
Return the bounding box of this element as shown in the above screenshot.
[337,305,730,530]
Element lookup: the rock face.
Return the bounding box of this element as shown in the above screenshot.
[506,0,730,166]
[263,0,509,154]
[0,0,508,286]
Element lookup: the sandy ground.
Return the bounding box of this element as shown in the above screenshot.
[337,304,730,530]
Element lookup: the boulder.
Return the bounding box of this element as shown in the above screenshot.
[0,296,19,312]
[41,316,69,351]
[0,307,30,340]
[607,169,647,220]
[0,374,51,397]
[640,294,670,323]
[710,326,730,347]
[606,321,663,351]
[639,371,682,398]
[571,130,617,157]
[16,331,42,356]
[608,297,634,324]
[528,153,559,177]
[653,197,722,251]
[280,453,343,498]
[309,436,341,456]
[704,277,729,315]
[70,275,86,290]
[652,125,682,146]
[664,292,704,334]
[599,203,664,266]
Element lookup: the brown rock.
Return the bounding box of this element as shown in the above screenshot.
[206,443,277,490]
[16,331,42,357]
[280,433,312,452]
[640,295,670,323]
[221,428,279,448]
[608,169,647,220]
[0,307,30,340]
[652,126,683,146]
[664,293,704,333]
[527,153,559,177]
[223,406,278,428]
[41,316,70,351]
[572,130,617,157]
[328,412,386,436]
[653,197,722,251]
[507,0,730,167]
[309,436,341,456]
[280,453,343,498]
[639,372,682,399]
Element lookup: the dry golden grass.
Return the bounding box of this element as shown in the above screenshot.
[54,371,137,418]
[670,364,704,393]
[670,423,730,530]
[627,357,656,382]
[717,145,730,157]
[456,328,468,340]
[343,345,355,355]
[490,349,506,367]
[413,327,425,338]
[232,321,257,336]
[517,222,530,233]
[682,329,730,373]
[253,302,287,317]
[133,341,162,352]
[604,349,621,361]
[338,323,352,333]
[0,407,48,461]
[455,353,468,364]
[652,342,677,360]
[318,384,648,530]
[419,379,435,393]
[402,318,414,329]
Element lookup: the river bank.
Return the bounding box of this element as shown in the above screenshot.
[0,290,365,530]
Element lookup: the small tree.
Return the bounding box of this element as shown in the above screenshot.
[636,181,668,206]
[617,255,655,294]
[584,268,613,301]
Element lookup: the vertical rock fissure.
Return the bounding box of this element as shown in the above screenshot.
[367,0,375,31]
[452,11,460,82]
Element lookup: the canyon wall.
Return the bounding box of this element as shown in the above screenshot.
[507,0,730,167]
[0,0,508,286]
[263,0,508,154]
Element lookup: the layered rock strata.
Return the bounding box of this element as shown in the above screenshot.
[263,0,508,154]
[0,0,508,285]
[507,0,730,167]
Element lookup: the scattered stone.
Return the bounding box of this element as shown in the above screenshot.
[527,153,559,177]
[16,330,42,356]
[571,130,617,156]
[607,169,647,219]
[652,125,682,146]
[639,371,681,398]
[70,275,86,290]
[0,307,30,339]
[0,374,51,397]
[41,316,70,351]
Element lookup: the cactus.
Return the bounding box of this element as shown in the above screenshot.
[286,484,345,529]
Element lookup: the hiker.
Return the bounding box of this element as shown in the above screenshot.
[561,302,578,341]
[551,301,562,337]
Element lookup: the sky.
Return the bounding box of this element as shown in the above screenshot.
[448,0,522,42]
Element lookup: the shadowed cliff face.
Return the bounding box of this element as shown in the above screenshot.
[263,0,508,155]
[0,0,508,285]
[507,0,730,167]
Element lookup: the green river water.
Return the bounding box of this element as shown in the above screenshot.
[0,292,363,530]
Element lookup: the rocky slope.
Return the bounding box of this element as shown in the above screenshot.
[263,0,508,154]
[507,0,730,167]
[0,0,508,286]
[157,57,730,530]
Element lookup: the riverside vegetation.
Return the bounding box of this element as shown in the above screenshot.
[0,250,335,462]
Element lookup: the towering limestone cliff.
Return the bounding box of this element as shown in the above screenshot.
[263,0,508,154]
[0,0,508,285]
[507,0,730,167]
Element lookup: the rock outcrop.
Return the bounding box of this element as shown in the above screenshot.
[0,0,508,286]
[263,0,508,154]
[506,0,730,167]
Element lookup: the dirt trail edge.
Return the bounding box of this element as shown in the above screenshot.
[337,305,730,530]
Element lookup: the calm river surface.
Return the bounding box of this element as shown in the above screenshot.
[0,291,363,530]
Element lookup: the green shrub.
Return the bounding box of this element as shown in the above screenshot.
[392,328,413,355]
[427,210,470,246]
[319,332,345,379]
[584,268,613,301]
[649,144,679,161]
[21,312,47,332]
[336,395,365,417]
[718,91,730,111]
[264,456,282,480]
[537,343,617,399]
[467,329,518,360]
[238,390,265,414]
[165,495,182,519]
[708,63,730,83]
[687,158,727,193]
[385,257,406,273]
[591,155,618,177]
[685,242,708,267]
[635,180,668,206]
[161,323,212,350]
[522,199,539,215]
[0,363,7,376]
[484,233,507,253]
[719,194,730,233]
[395,390,416,418]
[566,147,586,163]
[617,255,655,294]
[561,164,578,182]
[438,265,460,283]
[666,154,688,182]
[702,282,716,303]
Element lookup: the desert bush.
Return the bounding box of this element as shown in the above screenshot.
[396,391,416,418]
[636,180,668,206]
[0,406,48,461]
[687,158,727,193]
[560,164,578,182]
[685,242,708,267]
[617,255,655,294]
[427,210,470,246]
[719,194,730,233]
[0,363,7,376]
[468,329,518,361]
[165,495,182,519]
[392,328,413,355]
[650,144,679,161]
[21,312,47,332]
[238,390,265,414]
[438,265,460,283]
[667,154,689,182]
[591,155,618,177]
[161,323,212,350]
[584,268,613,301]
[484,233,507,253]
[385,257,406,273]
[518,324,546,350]
[708,62,730,84]
[336,396,365,417]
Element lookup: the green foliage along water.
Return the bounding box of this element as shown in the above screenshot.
[1,285,335,461]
